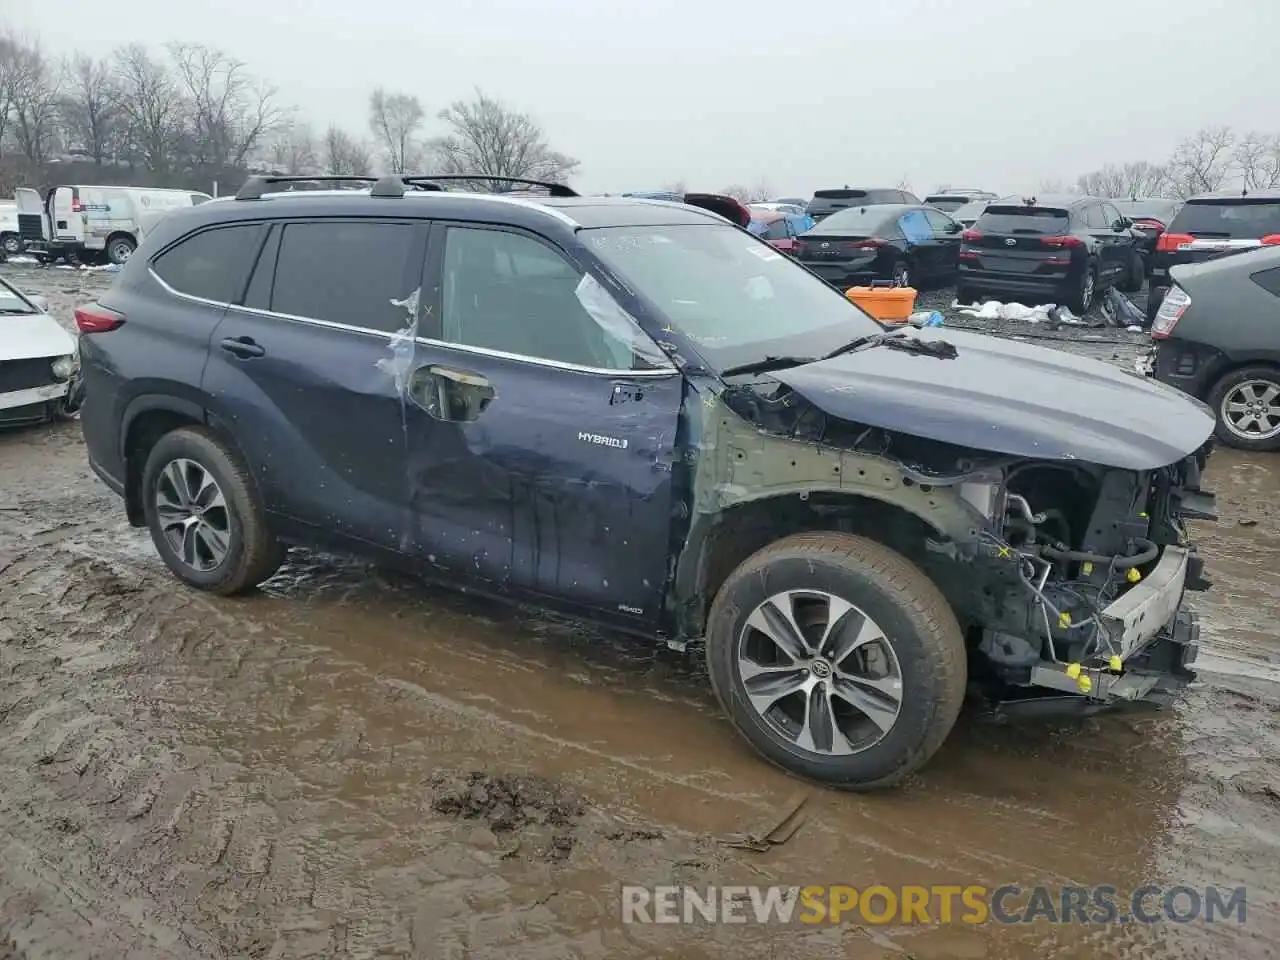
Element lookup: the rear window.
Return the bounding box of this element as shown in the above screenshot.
[925,196,966,211]
[975,206,1070,234]
[807,206,895,234]
[152,224,266,303]
[1169,199,1280,238]
[1111,199,1181,224]
[1253,266,1280,298]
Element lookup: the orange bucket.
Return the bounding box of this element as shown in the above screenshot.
[845,285,918,323]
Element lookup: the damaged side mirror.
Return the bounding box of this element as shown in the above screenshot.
[407,364,495,423]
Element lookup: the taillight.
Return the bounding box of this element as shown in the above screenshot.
[846,238,885,250]
[1133,218,1164,231]
[961,229,982,241]
[793,240,805,256]
[1150,287,1190,340]
[1157,232,1194,252]
[71,198,84,213]
[1262,235,1280,246]
[74,303,126,333]
[1040,235,1084,248]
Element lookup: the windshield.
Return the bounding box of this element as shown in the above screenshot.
[1169,199,1280,238]
[0,282,36,314]
[583,224,881,370]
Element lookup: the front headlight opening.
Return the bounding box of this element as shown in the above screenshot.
[50,355,76,380]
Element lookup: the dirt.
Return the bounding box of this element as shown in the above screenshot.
[0,262,1277,958]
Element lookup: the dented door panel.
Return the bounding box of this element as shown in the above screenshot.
[400,345,683,625]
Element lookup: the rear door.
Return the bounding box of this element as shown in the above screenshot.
[401,221,682,629]
[51,187,80,243]
[897,208,938,276]
[923,207,962,277]
[1083,202,1122,280]
[203,218,428,551]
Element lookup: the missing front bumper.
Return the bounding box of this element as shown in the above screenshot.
[1029,545,1198,703]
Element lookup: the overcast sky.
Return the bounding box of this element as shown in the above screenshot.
[7,0,1277,195]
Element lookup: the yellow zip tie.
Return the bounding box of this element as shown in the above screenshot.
[1127,567,1142,583]
[1082,561,1094,575]
[1058,611,1071,628]
[1109,655,1123,672]
[1066,662,1081,679]
[1077,675,1093,694]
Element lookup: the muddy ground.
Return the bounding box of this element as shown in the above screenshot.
[0,262,1276,959]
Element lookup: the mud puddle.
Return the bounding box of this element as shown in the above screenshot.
[0,265,1277,958]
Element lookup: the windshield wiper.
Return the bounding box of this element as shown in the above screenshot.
[0,308,35,315]
[719,355,818,378]
[822,330,958,361]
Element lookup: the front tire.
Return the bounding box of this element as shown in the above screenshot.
[705,532,967,790]
[1207,366,1280,452]
[141,426,285,594]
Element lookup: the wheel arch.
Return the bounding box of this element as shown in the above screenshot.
[670,491,951,641]
[120,392,250,526]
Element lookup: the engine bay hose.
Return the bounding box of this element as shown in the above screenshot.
[1039,538,1158,570]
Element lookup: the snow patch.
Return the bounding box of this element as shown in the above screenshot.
[957,300,1082,325]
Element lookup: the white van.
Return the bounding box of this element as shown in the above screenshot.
[14,185,213,265]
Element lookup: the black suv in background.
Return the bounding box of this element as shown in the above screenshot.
[923,189,998,212]
[806,188,920,222]
[1147,190,1280,320]
[957,195,1145,312]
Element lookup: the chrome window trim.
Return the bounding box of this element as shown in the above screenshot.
[152,269,678,377]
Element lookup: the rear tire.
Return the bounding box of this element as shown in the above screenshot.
[1118,251,1144,293]
[955,284,979,305]
[106,234,136,265]
[891,259,911,288]
[1207,366,1280,452]
[705,532,967,790]
[1068,265,1097,314]
[141,426,285,595]
[0,233,19,256]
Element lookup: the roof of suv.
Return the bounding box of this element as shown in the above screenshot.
[145,187,729,244]
[988,194,1094,209]
[1185,189,1280,203]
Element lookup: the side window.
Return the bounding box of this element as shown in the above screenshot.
[898,209,933,244]
[151,223,266,304]
[761,220,789,241]
[440,226,657,371]
[923,208,957,235]
[1252,267,1280,298]
[1101,203,1122,229]
[1083,204,1108,229]
[270,221,418,333]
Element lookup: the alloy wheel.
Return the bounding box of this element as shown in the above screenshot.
[1,236,19,255]
[1081,271,1095,310]
[736,590,903,756]
[1222,379,1280,441]
[154,458,232,571]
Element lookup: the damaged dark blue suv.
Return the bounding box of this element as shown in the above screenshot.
[77,174,1218,790]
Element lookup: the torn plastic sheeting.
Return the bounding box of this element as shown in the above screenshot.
[376,287,421,396]
[574,273,670,368]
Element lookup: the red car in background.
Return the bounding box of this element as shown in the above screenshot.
[749,210,804,255]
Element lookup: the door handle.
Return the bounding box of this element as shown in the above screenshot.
[220,336,265,359]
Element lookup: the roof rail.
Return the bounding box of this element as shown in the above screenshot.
[235,175,379,200]
[399,175,578,198]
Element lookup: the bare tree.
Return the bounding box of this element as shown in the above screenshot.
[268,120,319,174]
[659,180,688,195]
[113,43,187,172]
[896,175,913,194]
[432,89,578,188]
[1166,127,1236,198]
[323,125,373,176]
[1233,132,1280,191]
[169,42,280,168]
[1037,178,1077,195]
[1076,160,1169,198]
[368,88,424,174]
[0,33,22,156]
[59,53,118,164]
[9,39,61,164]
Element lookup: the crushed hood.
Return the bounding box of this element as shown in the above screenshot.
[769,328,1215,471]
[0,313,77,362]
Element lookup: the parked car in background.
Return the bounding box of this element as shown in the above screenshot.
[768,196,809,207]
[806,188,920,223]
[923,189,999,212]
[1111,197,1183,267]
[958,195,1145,312]
[0,276,82,427]
[1146,245,1280,451]
[1147,190,1280,321]
[74,173,1215,790]
[949,199,992,229]
[16,184,213,266]
[750,202,809,218]
[749,210,809,255]
[0,201,22,257]
[622,191,752,228]
[795,203,962,288]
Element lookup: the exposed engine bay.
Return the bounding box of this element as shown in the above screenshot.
[697,372,1218,710]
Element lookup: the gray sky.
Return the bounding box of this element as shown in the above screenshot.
[8,0,1277,195]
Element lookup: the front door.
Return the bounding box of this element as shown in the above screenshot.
[401,222,682,628]
[203,218,429,552]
